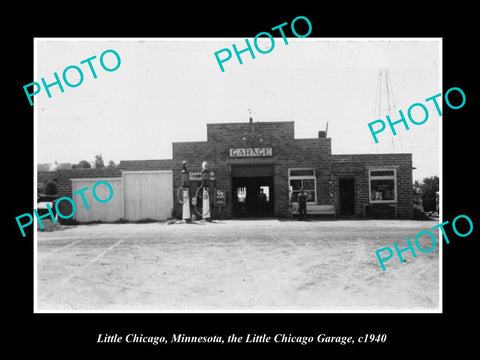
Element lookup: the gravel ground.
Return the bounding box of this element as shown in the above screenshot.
[36,219,440,312]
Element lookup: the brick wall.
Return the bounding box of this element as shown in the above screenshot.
[40,121,413,222]
[207,121,295,145]
[118,159,174,171]
[332,153,413,218]
[173,122,333,218]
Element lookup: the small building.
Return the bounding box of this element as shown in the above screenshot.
[50,120,413,223]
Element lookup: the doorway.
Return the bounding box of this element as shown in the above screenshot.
[232,176,274,218]
[231,165,274,218]
[339,178,355,216]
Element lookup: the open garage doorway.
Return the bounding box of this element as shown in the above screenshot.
[231,165,274,218]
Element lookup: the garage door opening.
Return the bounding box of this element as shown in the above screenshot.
[231,164,274,218]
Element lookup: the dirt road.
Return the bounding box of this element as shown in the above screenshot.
[36,219,440,311]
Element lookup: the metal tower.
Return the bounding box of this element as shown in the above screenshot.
[373,68,402,153]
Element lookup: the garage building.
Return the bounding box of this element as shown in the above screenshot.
[48,119,413,223]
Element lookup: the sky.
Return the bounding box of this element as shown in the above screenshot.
[35,38,440,181]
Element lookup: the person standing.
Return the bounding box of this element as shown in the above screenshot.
[297,187,308,220]
[257,188,267,217]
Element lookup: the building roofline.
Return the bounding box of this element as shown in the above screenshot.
[206,121,295,126]
[332,153,412,156]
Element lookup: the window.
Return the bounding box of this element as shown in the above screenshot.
[259,186,270,201]
[289,168,316,203]
[369,169,397,203]
[236,187,246,202]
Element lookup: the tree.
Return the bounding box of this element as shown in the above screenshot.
[72,160,91,169]
[45,181,58,195]
[107,160,117,168]
[94,154,105,169]
[413,180,422,194]
[420,176,439,193]
[419,176,439,212]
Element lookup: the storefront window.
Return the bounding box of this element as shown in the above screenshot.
[289,168,316,203]
[369,169,397,203]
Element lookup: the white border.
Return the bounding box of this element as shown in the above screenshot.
[438,38,443,314]
[33,38,38,314]
[34,37,442,314]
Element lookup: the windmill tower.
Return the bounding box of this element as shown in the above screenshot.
[373,68,403,153]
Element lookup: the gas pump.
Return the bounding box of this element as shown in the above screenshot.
[177,161,191,222]
[193,161,212,221]
[200,161,211,221]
